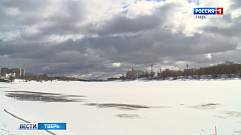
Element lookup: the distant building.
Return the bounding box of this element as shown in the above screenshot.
[1,67,25,78]
[5,73,16,79]
[1,68,10,76]
[126,68,144,79]
[11,68,25,78]
[0,74,5,79]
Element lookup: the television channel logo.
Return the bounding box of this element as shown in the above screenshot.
[18,123,38,130]
[18,123,66,130]
[194,7,223,19]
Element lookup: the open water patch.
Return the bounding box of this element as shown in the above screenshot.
[189,103,220,110]
[5,90,85,102]
[215,111,241,119]
[234,130,241,135]
[85,103,151,110]
[225,111,241,117]
[0,87,9,89]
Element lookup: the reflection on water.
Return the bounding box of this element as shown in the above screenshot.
[86,103,150,110]
[5,91,85,102]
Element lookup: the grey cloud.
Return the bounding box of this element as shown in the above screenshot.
[1,0,49,12]
[202,15,241,38]
[89,2,178,36]
[0,0,50,30]
[0,0,86,39]
[229,0,241,10]
[90,15,161,36]
[0,41,54,59]
[0,0,241,79]
[211,50,241,63]
[173,54,212,63]
[39,1,86,35]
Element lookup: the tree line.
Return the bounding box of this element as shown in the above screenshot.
[24,74,79,82]
[3,61,241,82]
[120,61,241,80]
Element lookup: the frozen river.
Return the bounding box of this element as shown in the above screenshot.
[1,80,241,135]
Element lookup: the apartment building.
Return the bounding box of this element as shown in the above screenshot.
[1,67,25,78]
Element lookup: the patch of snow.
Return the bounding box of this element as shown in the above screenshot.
[0,80,241,135]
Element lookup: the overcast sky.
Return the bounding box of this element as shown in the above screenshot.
[0,0,240,79]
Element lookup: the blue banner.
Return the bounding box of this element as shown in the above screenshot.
[38,123,66,130]
[194,8,216,15]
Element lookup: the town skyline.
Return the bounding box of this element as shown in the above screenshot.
[1,61,240,81]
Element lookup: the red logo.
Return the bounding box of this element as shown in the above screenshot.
[216,7,223,15]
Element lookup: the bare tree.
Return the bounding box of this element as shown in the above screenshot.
[9,75,15,82]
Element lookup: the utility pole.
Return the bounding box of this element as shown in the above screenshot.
[150,64,154,79]
[186,64,189,79]
[132,68,134,78]
[150,64,153,73]
[215,126,217,135]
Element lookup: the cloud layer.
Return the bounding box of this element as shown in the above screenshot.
[0,0,240,79]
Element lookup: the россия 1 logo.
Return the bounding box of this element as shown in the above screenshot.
[194,7,223,19]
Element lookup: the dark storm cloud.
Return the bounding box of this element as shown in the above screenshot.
[202,15,241,38]
[39,1,86,35]
[0,37,108,76]
[0,0,241,78]
[82,28,236,63]
[1,41,57,59]
[0,0,49,31]
[90,15,161,36]
[89,2,177,36]
[0,0,86,38]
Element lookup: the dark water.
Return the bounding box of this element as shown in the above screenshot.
[5,91,85,102]
[201,103,218,107]
[86,103,150,110]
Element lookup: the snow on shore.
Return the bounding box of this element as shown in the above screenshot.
[0,80,241,135]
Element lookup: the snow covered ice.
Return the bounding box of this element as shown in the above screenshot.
[1,80,241,135]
